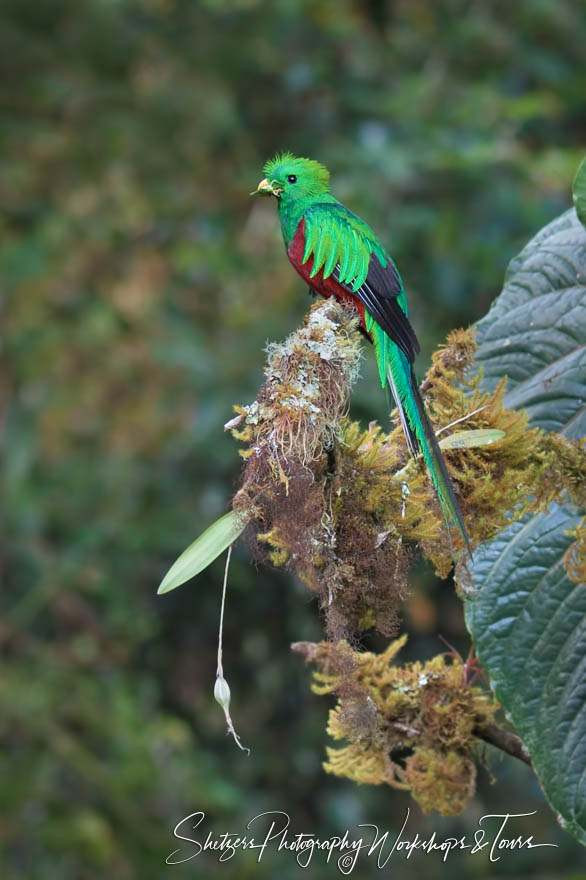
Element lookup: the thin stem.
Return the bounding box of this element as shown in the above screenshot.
[214,545,250,755]
[216,544,232,678]
[435,405,489,436]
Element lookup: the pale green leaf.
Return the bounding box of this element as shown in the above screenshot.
[157,511,247,595]
[438,428,505,450]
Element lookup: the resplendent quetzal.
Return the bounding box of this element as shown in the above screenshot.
[253,153,470,554]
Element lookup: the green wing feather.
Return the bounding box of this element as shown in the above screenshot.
[303,203,388,291]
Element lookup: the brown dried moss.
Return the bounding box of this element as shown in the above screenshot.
[231,300,413,638]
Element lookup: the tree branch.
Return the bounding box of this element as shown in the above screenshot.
[393,719,533,767]
[474,722,532,767]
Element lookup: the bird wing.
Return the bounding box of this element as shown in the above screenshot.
[302,203,420,363]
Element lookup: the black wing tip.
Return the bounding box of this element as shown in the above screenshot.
[450,508,473,560]
[462,528,473,559]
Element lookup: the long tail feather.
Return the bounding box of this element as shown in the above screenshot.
[386,365,418,457]
[386,348,472,557]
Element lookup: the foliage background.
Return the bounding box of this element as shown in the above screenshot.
[2,0,586,876]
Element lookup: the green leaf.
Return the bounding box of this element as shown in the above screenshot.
[464,196,586,843]
[573,157,586,229]
[157,511,247,595]
[438,428,504,450]
[474,208,586,439]
[464,502,585,844]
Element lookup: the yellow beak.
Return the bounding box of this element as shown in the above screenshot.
[251,177,282,197]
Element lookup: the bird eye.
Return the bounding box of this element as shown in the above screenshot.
[287,174,297,184]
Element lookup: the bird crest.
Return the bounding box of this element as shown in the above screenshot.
[263,153,331,193]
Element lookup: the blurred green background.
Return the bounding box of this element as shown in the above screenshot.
[2,0,586,877]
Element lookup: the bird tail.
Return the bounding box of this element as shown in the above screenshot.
[385,345,471,557]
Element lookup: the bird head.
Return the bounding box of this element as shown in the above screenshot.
[252,153,331,201]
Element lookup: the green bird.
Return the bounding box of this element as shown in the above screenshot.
[253,152,470,554]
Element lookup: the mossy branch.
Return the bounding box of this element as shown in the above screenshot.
[230,298,585,636]
[227,298,585,815]
[292,636,533,813]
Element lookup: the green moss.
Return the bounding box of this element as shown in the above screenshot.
[297,635,498,815]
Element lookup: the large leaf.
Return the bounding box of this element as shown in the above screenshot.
[474,208,586,439]
[464,503,585,844]
[464,192,586,842]
[157,511,247,594]
[573,157,586,229]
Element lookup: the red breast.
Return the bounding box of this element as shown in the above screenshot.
[287,219,367,328]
